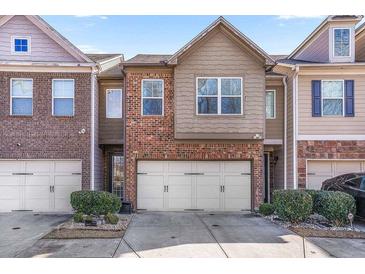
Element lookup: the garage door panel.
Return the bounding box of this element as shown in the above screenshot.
[25,161,52,173]
[196,161,220,173]
[335,161,362,175]
[167,161,192,173]
[0,161,22,173]
[0,175,22,186]
[25,186,50,211]
[55,175,81,186]
[138,161,164,173]
[0,199,22,211]
[0,186,22,199]
[308,161,332,176]
[224,161,250,173]
[54,161,81,173]
[137,174,164,210]
[196,175,220,210]
[26,175,50,186]
[225,198,250,211]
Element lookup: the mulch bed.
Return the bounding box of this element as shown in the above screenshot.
[43,214,132,239]
[289,226,365,239]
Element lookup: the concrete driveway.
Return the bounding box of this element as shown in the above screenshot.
[0,212,70,257]
[116,212,330,258]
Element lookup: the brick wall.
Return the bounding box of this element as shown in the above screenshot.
[297,140,365,188]
[0,71,92,189]
[125,69,264,209]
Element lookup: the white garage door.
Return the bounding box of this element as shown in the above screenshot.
[0,160,82,212]
[137,161,251,211]
[307,160,365,189]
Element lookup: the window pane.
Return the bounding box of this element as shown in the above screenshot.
[107,90,122,118]
[142,81,153,97]
[143,98,162,115]
[197,79,218,95]
[53,80,74,97]
[322,81,343,98]
[14,39,21,46]
[54,98,74,116]
[323,99,343,115]
[12,79,32,97]
[266,91,275,118]
[222,97,241,114]
[152,81,163,97]
[12,98,32,115]
[221,79,241,95]
[197,97,218,114]
[334,29,350,56]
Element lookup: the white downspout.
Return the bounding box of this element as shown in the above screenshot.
[283,76,288,189]
[90,69,97,191]
[292,66,299,189]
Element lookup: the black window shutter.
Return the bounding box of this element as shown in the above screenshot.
[345,80,355,117]
[312,80,321,117]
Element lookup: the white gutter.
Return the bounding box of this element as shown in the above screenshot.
[283,76,288,190]
[277,62,365,68]
[292,66,299,189]
[0,61,96,67]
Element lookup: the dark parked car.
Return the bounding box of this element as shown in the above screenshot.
[321,173,365,217]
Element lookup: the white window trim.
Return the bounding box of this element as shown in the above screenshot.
[266,89,276,119]
[321,79,345,117]
[196,77,243,115]
[332,28,351,58]
[106,89,123,118]
[52,79,75,117]
[141,79,164,116]
[10,78,33,116]
[11,36,31,55]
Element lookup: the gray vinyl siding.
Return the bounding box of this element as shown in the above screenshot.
[295,27,329,62]
[356,34,365,61]
[174,30,265,139]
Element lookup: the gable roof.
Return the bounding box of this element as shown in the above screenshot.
[86,53,123,63]
[288,15,363,59]
[0,15,94,64]
[124,54,173,66]
[167,16,275,66]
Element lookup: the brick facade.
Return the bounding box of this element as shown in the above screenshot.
[125,69,264,210]
[0,71,92,189]
[297,140,365,188]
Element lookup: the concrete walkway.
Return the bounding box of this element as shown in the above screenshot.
[115,212,330,258]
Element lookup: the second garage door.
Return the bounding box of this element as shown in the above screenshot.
[307,160,365,189]
[137,161,251,211]
[0,160,82,212]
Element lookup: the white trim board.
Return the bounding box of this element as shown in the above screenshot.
[298,135,365,141]
[264,139,283,145]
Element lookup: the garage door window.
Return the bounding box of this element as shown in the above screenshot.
[11,79,33,116]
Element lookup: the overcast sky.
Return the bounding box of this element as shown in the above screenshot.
[41,15,336,59]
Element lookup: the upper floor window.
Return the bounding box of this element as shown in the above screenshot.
[333,28,350,57]
[11,78,33,116]
[322,80,344,116]
[196,77,242,115]
[52,79,75,116]
[141,79,164,116]
[266,90,276,119]
[106,89,122,118]
[12,36,30,54]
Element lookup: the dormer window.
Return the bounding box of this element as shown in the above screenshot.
[11,36,30,54]
[333,28,350,57]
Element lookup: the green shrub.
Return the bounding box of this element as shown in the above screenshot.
[273,190,312,223]
[304,189,323,213]
[315,191,356,226]
[84,215,93,222]
[105,213,119,224]
[73,212,84,223]
[70,191,121,215]
[259,203,275,216]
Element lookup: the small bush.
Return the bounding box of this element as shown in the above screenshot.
[84,215,93,222]
[70,191,121,215]
[105,213,119,224]
[259,203,275,216]
[316,191,356,226]
[73,212,84,223]
[273,190,312,223]
[304,189,323,213]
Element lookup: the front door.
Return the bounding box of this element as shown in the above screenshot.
[264,153,270,203]
[109,154,124,200]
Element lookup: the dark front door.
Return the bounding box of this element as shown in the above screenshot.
[109,154,124,199]
[264,153,270,203]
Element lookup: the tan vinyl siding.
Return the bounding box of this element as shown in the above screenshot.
[265,80,284,140]
[356,33,365,61]
[174,30,265,139]
[0,16,78,62]
[296,27,329,62]
[273,65,294,188]
[98,80,124,144]
[298,74,365,135]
